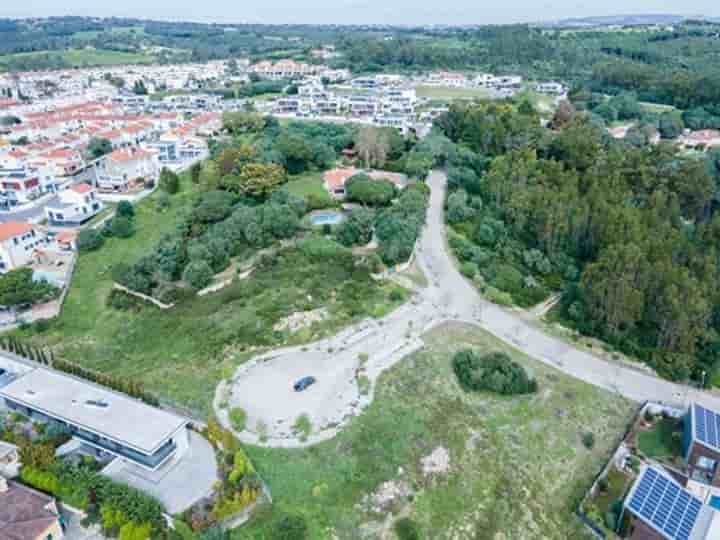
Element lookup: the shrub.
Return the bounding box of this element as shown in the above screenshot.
[394,517,421,540]
[160,168,180,194]
[110,216,135,238]
[116,201,135,219]
[345,174,396,206]
[183,261,214,290]
[452,350,538,395]
[484,286,513,306]
[292,414,312,441]
[272,514,308,540]
[229,408,247,432]
[77,229,105,252]
[460,262,478,279]
[582,432,596,449]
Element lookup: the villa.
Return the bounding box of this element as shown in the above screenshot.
[44,184,103,226]
[95,147,159,192]
[0,477,64,540]
[0,222,43,274]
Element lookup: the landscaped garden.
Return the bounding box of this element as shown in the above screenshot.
[234,322,635,539]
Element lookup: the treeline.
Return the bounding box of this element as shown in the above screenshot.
[437,100,720,384]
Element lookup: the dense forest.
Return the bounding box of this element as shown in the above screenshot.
[436,100,720,385]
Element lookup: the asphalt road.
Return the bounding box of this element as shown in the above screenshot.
[217,170,720,447]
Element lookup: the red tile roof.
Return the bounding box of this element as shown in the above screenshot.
[323,167,359,192]
[70,183,93,194]
[0,221,33,242]
[0,480,59,540]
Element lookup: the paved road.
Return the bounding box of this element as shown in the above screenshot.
[217,170,720,447]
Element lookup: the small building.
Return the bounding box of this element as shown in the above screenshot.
[0,477,64,540]
[683,403,720,486]
[623,464,720,540]
[45,184,103,226]
[0,441,19,478]
[0,222,42,274]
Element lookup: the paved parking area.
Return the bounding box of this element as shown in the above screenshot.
[102,431,217,514]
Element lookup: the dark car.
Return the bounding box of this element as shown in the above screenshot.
[293,376,317,392]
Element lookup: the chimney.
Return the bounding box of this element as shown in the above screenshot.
[0,476,8,492]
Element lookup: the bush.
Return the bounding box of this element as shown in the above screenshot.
[272,514,308,540]
[484,286,513,306]
[182,261,214,290]
[582,432,595,449]
[394,517,421,540]
[110,216,135,238]
[229,408,247,432]
[452,350,538,395]
[460,262,478,279]
[160,168,180,194]
[345,174,396,206]
[116,201,135,219]
[77,229,105,252]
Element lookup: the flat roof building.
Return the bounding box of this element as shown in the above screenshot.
[0,366,188,471]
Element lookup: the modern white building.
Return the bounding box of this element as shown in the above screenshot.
[45,184,103,225]
[95,147,160,192]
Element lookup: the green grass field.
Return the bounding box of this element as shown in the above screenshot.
[16,179,404,417]
[0,48,152,70]
[236,322,635,539]
[283,174,334,207]
[637,418,682,459]
[415,85,491,100]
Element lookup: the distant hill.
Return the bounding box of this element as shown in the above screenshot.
[541,14,701,28]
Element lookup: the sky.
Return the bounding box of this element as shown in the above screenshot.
[2,1,720,25]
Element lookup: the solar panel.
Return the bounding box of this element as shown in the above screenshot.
[626,467,703,540]
[694,403,720,450]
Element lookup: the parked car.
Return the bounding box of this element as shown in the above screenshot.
[293,376,317,392]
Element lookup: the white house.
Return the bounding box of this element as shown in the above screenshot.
[0,222,43,273]
[45,183,103,225]
[96,147,159,192]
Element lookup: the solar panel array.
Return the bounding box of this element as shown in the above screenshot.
[627,467,702,540]
[694,403,720,451]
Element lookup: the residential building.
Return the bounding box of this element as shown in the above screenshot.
[45,184,103,225]
[95,147,159,192]
[683,403,720,486]
[535,81,567,95]
[680,130,720,151]
[0,222,42,273]
[623,465,720,540]
[0,478,64,540]
[0,366,189,472]
[249,60,321,80]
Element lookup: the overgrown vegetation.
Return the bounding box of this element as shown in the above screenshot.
[452,349,538,395]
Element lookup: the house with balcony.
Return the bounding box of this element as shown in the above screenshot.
[45,184,103,225]
[95,147,159,192]
[0,222,43,273]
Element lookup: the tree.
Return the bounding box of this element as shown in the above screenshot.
[222,111,265,134]
[446,189,475,224]
[87,138,113,159]
[0,268,59,307]
[236,163,287,198]
[272,514,308,540]
[658,113,684,139]
[452,349,537,395]
[159,168,180,194]
[355,126,389,168]
[110,216,135,238]
[550,100,576,129]
[77,229,105,252]
[404,151,434,180]
[276,133,313,175]
[189,161,202,184]
[199,161,221,190]
[182,261,213,290]
[336,208,375,246]
[116,201,135,219]
[345,174,396,206]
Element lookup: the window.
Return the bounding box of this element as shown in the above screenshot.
[698,456,717,470]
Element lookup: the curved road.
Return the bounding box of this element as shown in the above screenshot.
[216,170,720,447]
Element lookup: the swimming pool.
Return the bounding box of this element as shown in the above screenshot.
[310,211,344,226]
[710,495,720,510]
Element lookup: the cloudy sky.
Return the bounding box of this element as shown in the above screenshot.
[3,0,719,25]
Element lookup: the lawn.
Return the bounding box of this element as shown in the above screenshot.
[637,417,682,460]
[415,85,492,100]
[0,48,152,69]
[236,322,635,539]
[16,178,404,417]
[282,173,333,207]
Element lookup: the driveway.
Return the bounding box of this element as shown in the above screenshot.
[216,170,720,448]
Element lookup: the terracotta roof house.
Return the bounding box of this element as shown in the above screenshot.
[0,477,64,540]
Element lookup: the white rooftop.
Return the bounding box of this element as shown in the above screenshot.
[0,368,186,454]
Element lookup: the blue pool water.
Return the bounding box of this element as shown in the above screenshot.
[710,496,720,510]
[311,212,344,226]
